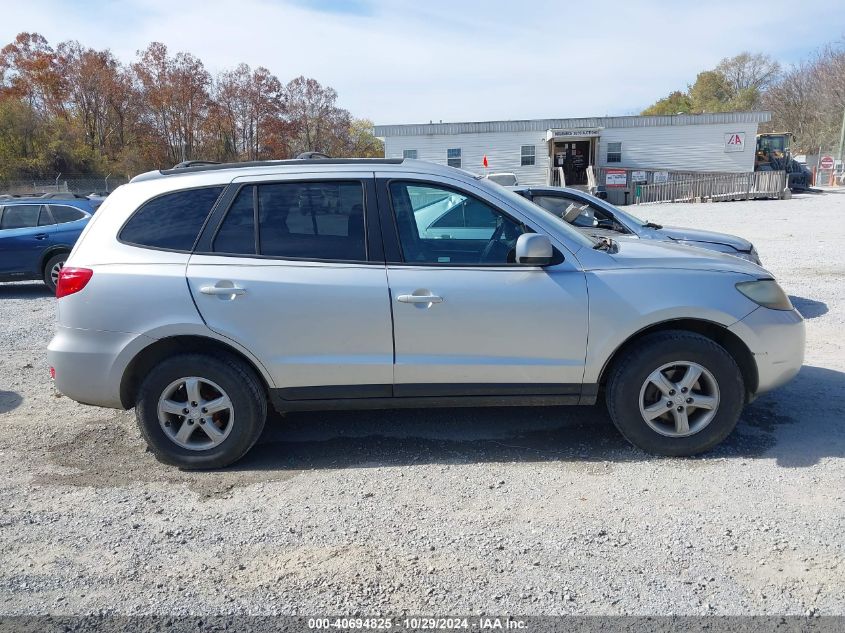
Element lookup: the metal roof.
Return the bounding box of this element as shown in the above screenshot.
[374,111,772,137]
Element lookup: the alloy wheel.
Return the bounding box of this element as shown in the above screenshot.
[50,261,64,287]
[157,376,234,450]
[638,361,720,438]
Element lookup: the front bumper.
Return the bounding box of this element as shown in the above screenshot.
[47,325,152,409]
[728,306,805,396]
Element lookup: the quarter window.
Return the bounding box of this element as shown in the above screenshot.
[38,206,55,226]
[120,186,224,251]
[521,145,535,166]
[607,142,622,163]
[447,148,462,168]
[49,205,86,224]
[0,205,41,230]
[389,181,525,265]
[403,149,418,159]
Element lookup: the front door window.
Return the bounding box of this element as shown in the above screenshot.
[388,182,525,265]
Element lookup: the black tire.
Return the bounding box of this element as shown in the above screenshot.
[43,252,68,293]
[605,330,745,456]
[135,353,267,469]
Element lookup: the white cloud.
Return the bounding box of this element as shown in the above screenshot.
[2,0,843,123]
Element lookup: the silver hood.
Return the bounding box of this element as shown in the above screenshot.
[656,225,754,252]
[581,236,768,276]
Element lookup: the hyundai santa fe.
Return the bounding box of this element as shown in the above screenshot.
[47,158,805,469]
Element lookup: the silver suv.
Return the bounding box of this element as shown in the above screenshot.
[48,159,805,468]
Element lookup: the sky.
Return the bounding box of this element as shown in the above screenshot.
[2,0,844,125]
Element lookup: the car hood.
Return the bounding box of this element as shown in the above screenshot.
[588,237,767,276]
[656,225,753,251]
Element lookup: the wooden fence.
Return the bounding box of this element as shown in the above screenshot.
[634,171,788,204]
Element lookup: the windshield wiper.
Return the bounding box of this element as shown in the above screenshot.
[592,236,618,253]
[643,221,663,229]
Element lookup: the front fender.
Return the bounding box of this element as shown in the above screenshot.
[583,269,760,383]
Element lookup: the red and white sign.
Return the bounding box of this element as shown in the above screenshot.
[606,169,627,187]
[820,155,835,170]
[724,132,746,152]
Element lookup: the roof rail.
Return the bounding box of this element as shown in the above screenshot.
[295,151,331,159]
[155,158,404,176]
[172,160,221,169]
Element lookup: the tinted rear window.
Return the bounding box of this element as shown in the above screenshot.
[49,205,86,223]
[257,181,365,260]
[211,181,366,261]
[120,186,224,250]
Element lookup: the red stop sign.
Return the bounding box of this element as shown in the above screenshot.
[820,155,834,170]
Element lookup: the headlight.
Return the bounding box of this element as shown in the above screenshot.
[735,279,793,311]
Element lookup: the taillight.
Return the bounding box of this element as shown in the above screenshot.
[56,267,93,298]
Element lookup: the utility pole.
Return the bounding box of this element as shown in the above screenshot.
[839,107,845,162]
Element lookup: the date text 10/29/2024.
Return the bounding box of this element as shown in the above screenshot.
[308,617,528,630]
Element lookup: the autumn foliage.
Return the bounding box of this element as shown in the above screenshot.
[0,32,383,183]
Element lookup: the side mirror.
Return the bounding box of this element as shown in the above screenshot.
[515,233,554,265]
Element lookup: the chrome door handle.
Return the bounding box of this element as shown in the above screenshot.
[397,293,443,304]
[200,285,246,296]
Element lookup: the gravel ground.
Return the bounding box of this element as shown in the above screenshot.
[0,189,843,617]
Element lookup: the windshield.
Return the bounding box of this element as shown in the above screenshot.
[474,179,595,249]
[567,190,650,228]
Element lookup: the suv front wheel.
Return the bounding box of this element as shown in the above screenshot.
[606,331,745,456]
[135,353,267,469]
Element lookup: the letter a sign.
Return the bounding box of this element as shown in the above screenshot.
[724,132,745,153]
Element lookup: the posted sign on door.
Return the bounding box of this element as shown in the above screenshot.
[724,132,745,152]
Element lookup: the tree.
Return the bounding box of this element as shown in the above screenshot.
[57,41,133,158]
[209,63,283,161]
[641,91,692,116]
[764,42,845,152]
[0,31,375,182]
[282,76,351,156]
[342,118,383,157]
[716,52,780,98]
[642,52,781,115]
[132,42,211,164]
[0,32,67,119]
[688,70,732,112]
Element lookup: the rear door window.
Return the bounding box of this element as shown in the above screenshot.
[258,181,366,261]
[0,205,41,230]
[120,186,224,251]
[212,181,367,261]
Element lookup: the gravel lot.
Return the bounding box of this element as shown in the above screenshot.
[0,189,843,617]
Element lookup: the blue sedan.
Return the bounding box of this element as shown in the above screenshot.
[0,197,97,292]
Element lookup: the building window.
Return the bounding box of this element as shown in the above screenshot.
[520,145,535,166]
[403,149,417,159]
[607,142,622,163]
[447,148,462,168]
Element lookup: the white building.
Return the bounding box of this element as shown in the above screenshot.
[375,111,770,203]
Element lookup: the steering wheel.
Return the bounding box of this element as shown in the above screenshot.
[478,221,506,263]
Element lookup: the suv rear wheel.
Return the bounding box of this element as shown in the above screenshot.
[135,353,267,469]
[606,330,744,456]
